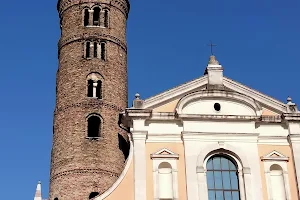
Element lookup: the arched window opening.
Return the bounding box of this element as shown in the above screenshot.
[206,155,240,200]
[158,162,173,199]
[94,42,98,58]
[87,79,94,97]
[93,7,100,26]
[89,192,99,199]
[86,42,91,58]
[87,116,101,138]
[270,164,286,200]
[104,10,109,27]
[54,198,58,200]
[101,42,106,61]
[96,80,102,99]
[84,9,89,26]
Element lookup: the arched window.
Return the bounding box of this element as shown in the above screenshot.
[101,42,106,61]
[93,7,100,26]
[104,9,109,28]
[158,162,173,199]
[87,79,94,97]
[87,115,101,138]
[86,42,91,58]
[94,42,98,58]
[89,192,99,199]
[54,198,58,200]
[84,9,89,26]
[96,80,102,99]
[270,164,286,200]
[206,155,240,200]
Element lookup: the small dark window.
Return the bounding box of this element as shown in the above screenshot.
[93,7,100,26]
[86,42,91,58]
[88,116,101,138]
[89,192,100,199]
[214,103,221,111]
[104,10,109,27]
[101,43,106,60]
[96,80,102,99]
[84,9,89,26]
[94,42,98,58]
[87,80,94,97]
[54,198,58,200]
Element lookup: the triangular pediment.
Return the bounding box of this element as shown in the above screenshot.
[141,75,286,115]
[261,150,289,161]
[150,148,179,159]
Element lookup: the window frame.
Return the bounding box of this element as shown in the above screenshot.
[197,151,247,200]
[206,155,240,200]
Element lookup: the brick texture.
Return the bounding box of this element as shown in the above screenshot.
[49,0,130,199]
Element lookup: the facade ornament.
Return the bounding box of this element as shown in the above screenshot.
[208,55,220,65]
[286,96,298,113]
[133,93,144,109]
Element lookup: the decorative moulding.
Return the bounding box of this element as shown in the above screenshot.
[150,148,179,159]
[261,150,289,162]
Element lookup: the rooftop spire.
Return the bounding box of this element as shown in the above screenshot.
[208,55,220,65]
[34,181,42,200]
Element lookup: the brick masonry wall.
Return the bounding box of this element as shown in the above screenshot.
[49,0,130,199]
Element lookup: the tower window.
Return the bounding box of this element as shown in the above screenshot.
[96,80,102,99]
[93,7,100,26]
[84,9,89,26]
[86,42,91,58]
[101,42,106,61]
[87,80,94,97]
[94,42,98,58]
[87,116,101,138]
[89,192,100,199]
[104,10,109,28]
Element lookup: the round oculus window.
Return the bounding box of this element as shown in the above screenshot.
[214,103,221,111]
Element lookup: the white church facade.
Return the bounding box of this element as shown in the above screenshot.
[35,55,300,200]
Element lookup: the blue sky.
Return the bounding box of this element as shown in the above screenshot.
[0,0,299,199]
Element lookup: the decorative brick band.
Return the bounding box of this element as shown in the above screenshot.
[55,101,124,114]
[50,168,119,182]
[57,0,129,18]
[58,33,127,52]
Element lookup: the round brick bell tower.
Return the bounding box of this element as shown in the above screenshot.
[49,0,130,199]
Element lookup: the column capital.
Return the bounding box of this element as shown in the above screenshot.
[132,131,147,141]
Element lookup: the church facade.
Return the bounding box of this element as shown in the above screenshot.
[34,0,300,199]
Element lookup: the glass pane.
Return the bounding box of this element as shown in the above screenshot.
[230,172,239,189]
[229,160,236,170]
[232,191,240,200]
[216,191,223,200]
[207,171,215,189]
[207,159,213,170]
[221,157,230,170]
[208,191,216,200]
[213,157,221,170]
[208,190,215,200]
[224,191,232,200]
[214,171,223,189]
[222,171,231,189]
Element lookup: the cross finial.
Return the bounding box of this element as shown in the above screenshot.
[207,40,217,55]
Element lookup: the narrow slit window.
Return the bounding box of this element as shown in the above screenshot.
[104,10,109,27]
[89,192,99,199]
[86,42,91,58]
[101,43,106,61]
[93,7,100,26]
[96,80,102,99]
[87,116,101,138]
[94,42,98,58]
[84,9,89,26]
[87,80,94,97]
